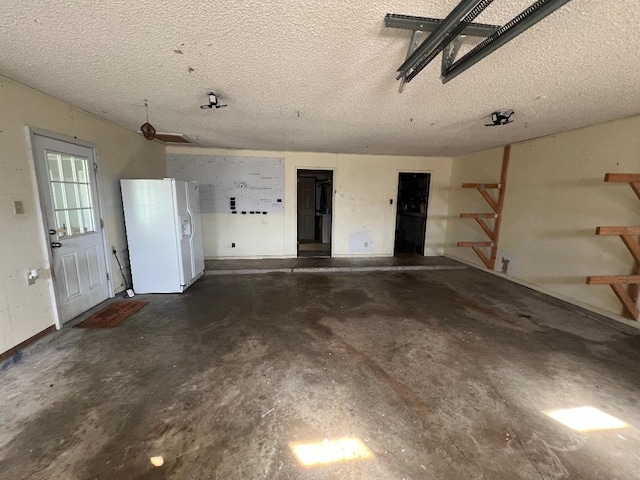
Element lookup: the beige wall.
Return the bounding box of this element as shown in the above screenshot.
[0,75,165,356]
[445,115,640,321]
[5,73,637,356]
[166,146,452,258]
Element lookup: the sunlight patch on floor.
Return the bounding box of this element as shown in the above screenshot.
[544,406,631,432]
[289,437,374,467]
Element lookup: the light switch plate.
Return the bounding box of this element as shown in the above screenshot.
[14,201,24,215]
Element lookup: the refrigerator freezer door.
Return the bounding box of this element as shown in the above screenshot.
[188,182,205,277]
[172,180,193,288]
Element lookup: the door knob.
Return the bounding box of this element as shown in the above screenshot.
[49,229,56,235]
[50,242,62,248]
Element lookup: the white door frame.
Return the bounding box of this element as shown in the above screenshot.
[25,127,114,330]
[295,167,336,257]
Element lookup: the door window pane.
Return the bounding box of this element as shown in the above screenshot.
[64,183,80,209]
[82,209,94,232]
[56,211,69,237]
[67,209,82,235]
[78,184,91,208]
[48,153,62,181]
[48,152,96,237]
[61,155,76,181]
[75,159,87,183]
[51,182,66,209]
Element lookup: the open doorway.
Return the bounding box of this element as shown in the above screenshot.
[297,169,333,258]
[394,172,430,256]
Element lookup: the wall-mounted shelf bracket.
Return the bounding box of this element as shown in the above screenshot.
[456,145,510,269]
[586,174,640,320]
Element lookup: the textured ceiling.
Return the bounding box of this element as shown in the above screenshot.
[1,1,639,156]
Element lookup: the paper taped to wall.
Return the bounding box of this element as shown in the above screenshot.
[167,154,285,214]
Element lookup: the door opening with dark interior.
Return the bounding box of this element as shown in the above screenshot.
[297,169,333,258]
[394,173,430,256]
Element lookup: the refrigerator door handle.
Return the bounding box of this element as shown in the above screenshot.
[186,209,194,241]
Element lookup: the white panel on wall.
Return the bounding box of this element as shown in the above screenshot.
[167,154,285,215]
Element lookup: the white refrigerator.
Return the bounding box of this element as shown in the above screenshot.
[121,178,205,293]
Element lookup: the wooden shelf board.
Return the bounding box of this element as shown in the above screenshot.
[604,173,640,183]
[596,226,640,235]
[586,275,640,285]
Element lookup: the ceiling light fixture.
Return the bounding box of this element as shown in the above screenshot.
[200,92,227,110]
[485,110,515,126]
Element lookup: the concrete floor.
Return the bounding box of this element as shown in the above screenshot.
[1,268,640,479]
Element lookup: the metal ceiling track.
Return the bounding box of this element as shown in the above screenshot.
[386,0,572,91]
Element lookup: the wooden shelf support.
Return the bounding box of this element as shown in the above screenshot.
[596,227,640,263]
[586,276,640,320]
[620,236,640,264]
[472,246,492,269]
[456,145,510,270]
[604,173,640,202]
[588,174,640,320]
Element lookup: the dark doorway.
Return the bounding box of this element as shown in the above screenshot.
[394,173,430,255]
[297,169,333,258]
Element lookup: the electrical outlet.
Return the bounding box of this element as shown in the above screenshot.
[14,201,24,215]
[27,269,38,286]
[231,242,236,248]
[112,245,117,254]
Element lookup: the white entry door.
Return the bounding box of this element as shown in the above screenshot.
[33,134,110,323]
